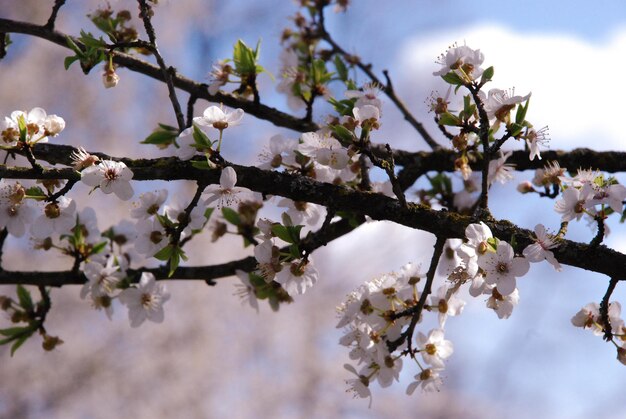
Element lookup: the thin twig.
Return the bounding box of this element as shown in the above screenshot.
[315,7,438,150]
[600,277,619,341]
[136,0,186,131]
[387,235,446,353]
[45,0,66,31]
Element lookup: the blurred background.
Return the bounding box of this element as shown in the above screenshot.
[1,0,626,418]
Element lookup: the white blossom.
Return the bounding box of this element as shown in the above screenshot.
[131,189,168,220]
[81,160,134,201]
[31,197,76,239]
[119,272,170,327]
[416,328,454,368]
[522,224,561,271]
[478,241,529,296]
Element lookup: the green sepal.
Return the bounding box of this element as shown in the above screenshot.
[515,97,530,124]
[508,123,524,138]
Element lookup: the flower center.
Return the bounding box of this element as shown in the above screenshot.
[425,343,437,355]
[496,262,509,274]
[149,230,163,244]
[44,202,60,219]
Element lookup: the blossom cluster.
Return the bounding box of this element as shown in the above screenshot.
[336,263,456,403]
[337,220,564,401]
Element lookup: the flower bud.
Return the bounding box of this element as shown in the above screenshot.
[103,69,120,88]
[43,115,65,136]
[517,181,534,194]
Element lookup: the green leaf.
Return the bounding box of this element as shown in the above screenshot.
[64,55,80,70]
[330,124,354,144]
[153,245,174,261]
[271,224,292,243]
[192,125,212,147]
[438,112,461,126]
[191,160,210,170]
[480,66,494,84]
[141,129,178,146]
[334,55,348,82]
[204,207,214,220]
[233,39,258,75]
[222,207,241,226]
[91,241,109,255]
[10,332,31,357]
[16,285,33,312]
[327,97,354,116]
[25,186,46,199]
[288,244,301,259]
[441,71,464,85]
[0,327,28,337]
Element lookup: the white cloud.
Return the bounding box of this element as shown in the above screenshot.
[395,25,626,151]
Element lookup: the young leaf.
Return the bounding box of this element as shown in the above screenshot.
[16,285,33,311]
[222,207,241,226]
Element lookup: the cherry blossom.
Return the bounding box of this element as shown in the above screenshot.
[31,197,77,239]
[81,159,134,201]
[554,185,592,222]
[458,221,493,277]
[298,132,350,170]
[234,270,259,312]
[416,328,454,368]
[194,105,244,132]
[406,367,444,394]
[134,217,168,257]
[131,189,168,220]
[428,284,466,327]
[70,147,99,170]
[485,286,519,319]
[276,49,307,111]
[525,126,550,161]
[275,259,319,295]
[481,88,530,122]
[80,257,124,299]
[258,134,298,170]
[488,151,515,185]
[433,44,485,81]
[118,272,170,327]
[0,200,35,238]
[522,224,561,271]
[478,241,529,296]
[571,302,624,336]
[203,166,247,208]
[345,82,383,112]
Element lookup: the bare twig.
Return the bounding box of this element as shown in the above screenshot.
[45,0,66,31]
[600,277,620,341]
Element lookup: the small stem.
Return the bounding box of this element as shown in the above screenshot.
[45,0,66,31]
[600,277,619,341]
[137,0,186,131]
[387,235,446,353]
[590,215,605,247]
